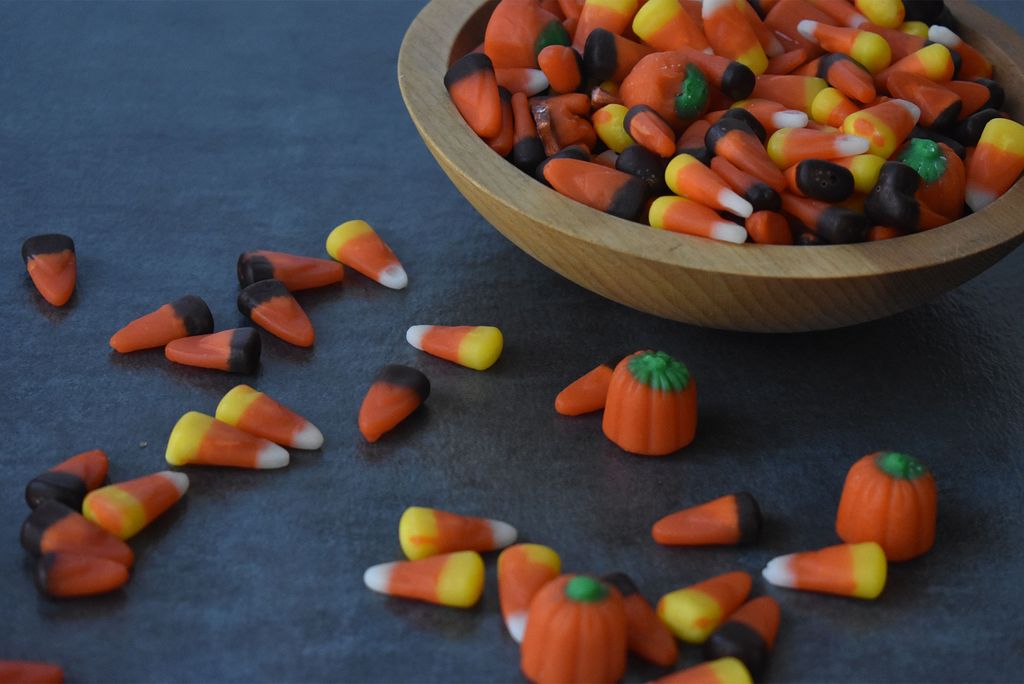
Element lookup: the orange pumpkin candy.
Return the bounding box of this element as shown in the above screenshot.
[521,575,628,684]
[835,451,937,562]
[602,350,697,456]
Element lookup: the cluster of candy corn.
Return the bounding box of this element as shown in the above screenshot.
[446,0,1023,244]
[19,448,188,598]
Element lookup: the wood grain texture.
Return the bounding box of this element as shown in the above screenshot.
[398,1,1024,332]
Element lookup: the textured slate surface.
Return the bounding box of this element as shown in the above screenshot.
[1,1,1023,682]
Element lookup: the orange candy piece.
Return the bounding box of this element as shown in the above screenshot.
[83,471,189,540]
[237,279,314,348]
[604,573,679,667]
[21,500,135,568]
[444,53,502,138]
[236,250,344,291]
[652,492,762,546]
[165,327,261,374]
[21,234,76,307]
[537,45,581,94]
[702,0,768,75]
[216,384,323,450]
[543,158,648,219]
[0,661,64,684]
[326,220,407,290]
[746,210,793,244]
[35,552,129,598]
[363,551,485,608]
[24,448,109,510]
[498,544,562,642]
[358,365,430,443]
[110,295,214,353]
[555,354,624,415]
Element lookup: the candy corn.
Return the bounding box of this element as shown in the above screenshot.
[444,53,502,138]
[843,98,920,158]
[810,53,877,103]
[109,295,214,353]
[945,79,1002,121]
[767,127,870,168]
[363,551,485,608]
[927,25,991,81]
[665,154,753,217]
[573,0,640,51]
[680,47,755,103]
[762,541,887,599]
[166,411,290,470]
[885,71,961,129]
[582,28,653,84]
[604,573,678,667]
[704,596,781,677]
[657,571,752,643]
[797,20,891,73]
[593,104,636,153]
[399,506,517,560]
[764,0,834,56]
[833,153,886,194]
[495,67,550,97]
[537,45,581,94]
[705,119,786,190]
[543,157,649,220]
[730,98,808,133]
[965,118,1024,212]
[406,324,503,371]
[24,449,108,510]
[811,86,859,127]
[236,250,343,291]
[617,145,669,193]
[215,384,322,450]
[750,74,827,112]
[498,543,561,642]
[358,364,431,443]
[164,327,261,374]
[21,234,76,307]
[855,0,903,28]
[555,354,624,415]
[652,492,762,546]
[781,192,869,243]
[785,159,856,202]
[876,43,956,88]
[0,661,64,684]
[512,91,546,174]
[83,471,189,540]
[624,105,677,158]
[325,220,407,290]
[237,279,314,348]
[35,552,129,598]
[649,196,748,243]
[21,500,134,567]
[711,156,781,212]
[703,0,768,75]
[654,657,753,684]
[631,0,709,52]
[746,210,793,244]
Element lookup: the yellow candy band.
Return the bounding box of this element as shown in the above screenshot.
[399,506,441,560]
[458,327,504,371]
[851,541,888,599]
[632,0,679,41]
[593,104,635,153]
[326,219,374,258]
[165,411,214,466]
[436,551,486,607]
[657,587,724,643]
[215,384,262,427]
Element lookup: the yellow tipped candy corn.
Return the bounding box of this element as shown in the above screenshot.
[406,325,503,371]
[166,411,290,470]
[593,104,635,153]
[82,471,189,540]
[762,541,887,599]
[363,551,485,608]
[216,384,323,450]
[399,506,517,560]
[325,219,407,290]
[656,571,752,643]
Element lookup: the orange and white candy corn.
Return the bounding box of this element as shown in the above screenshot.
[498,544,561,642]
[363,551,485,608]
[326,220,407,290]
[166,411,290,470]
[406,325,503,371]
[216,384,323,450]
[82,471,189,540]
[399,506,517,560]
[762,541,887,599]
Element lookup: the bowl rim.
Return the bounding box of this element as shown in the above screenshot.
[398,0,1024,281]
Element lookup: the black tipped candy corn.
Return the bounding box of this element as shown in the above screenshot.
[238,279,315,348]
[534,144,591,184]
[615,145,669,194]
[35,552,129,598]
[25,449,108,510]
[785,159,855,202]
[721,108,766,142]
[704,596,781,678]
[543,158,648,220]
[21,500,134,567]
[582,28,652,85]
[444,53,502,138]
[358,365,431,443]
[865,161,949,231]
[22,234,76,307]
[237,250,344,291]
[164,327,261,373]
[511,91,545,175]
[782,193,868,243]
[954,108,1003,148]
[109,295,214,353]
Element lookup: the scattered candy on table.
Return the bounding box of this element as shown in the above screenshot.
[652,492,762,546]
[109,295,214,353]
[24,449,109,510]
[215,384,324,450]
[762,540,888,599]
[497,543,562,643]
[83,471,189,540]
[358,364,431,443]
[165,412,290,470]
[398,506,517,560]
[835,451,937,561]
[657,570,753,643]
[21,234,76,307]
[164,327,261,374]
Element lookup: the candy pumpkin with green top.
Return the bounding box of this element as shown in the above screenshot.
[620,53,709,131]
[897,139,965,221]
[521,575,628,684]
[835,451,937,562]
[602,350,697,456]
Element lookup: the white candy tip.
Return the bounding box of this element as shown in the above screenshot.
[965,187,996,213]
[796,19,818,40]
[721,191,754,218]
[489,519,518,549]
[363,562,396,594]
[256,443,290,469]
[711,221,749,244]
[526,70,550,96]
[762,554,796,588]
[292,422,324,450]
[406,325,430,350]
[378,264,408,290]
[506,613,528,643]
[836,135,871,156]
[890,98,921,122]
[774,110,809,129]
[703,47,715,54]
[702,0,731,17]
[928,25,957,45]
[158,471,190,495]
[847,13,867,27]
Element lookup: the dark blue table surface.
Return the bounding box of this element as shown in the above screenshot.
[2,1,1023,682]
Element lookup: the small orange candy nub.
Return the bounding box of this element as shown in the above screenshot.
[554,360,618,416]
[746,211,793,244]
[35,552,130,598]
[537,45,581,94]
[51,449,109,491]
[0,661,64,684]
[444,53,503,138]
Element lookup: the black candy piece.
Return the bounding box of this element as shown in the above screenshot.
[818,52,869,80]
[20,500,75,556]
[607,175,649,221]
[237,278,291,318]
[582,29,618,85]
[228,327,261,374]
[954,108,1003,147]
[602,572,639,597]
[171,295,214,336]
[704,622,769,678]
[675,144,713,166]
[909,126,965,159]
[797,232,824,245]
[21,234,74,262]
[745,182,781,212]
[795,160,855,203]
[512,137,546,175]
[721,109,766,142]
[815,207,868,244]
[24,471,86,510]
[237,252,276,287]
[904,0,946,24]
[974,78,1004,111]
[865,161,922,232]
[733,492,763,546]
[616,145,669,194]
[747,0,769,18]
[375,364,431,401]
[721,61,756,102]
[535,144,591,185]
[443,52,494,91]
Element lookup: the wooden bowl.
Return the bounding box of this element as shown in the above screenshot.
[398,0,1024,332]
